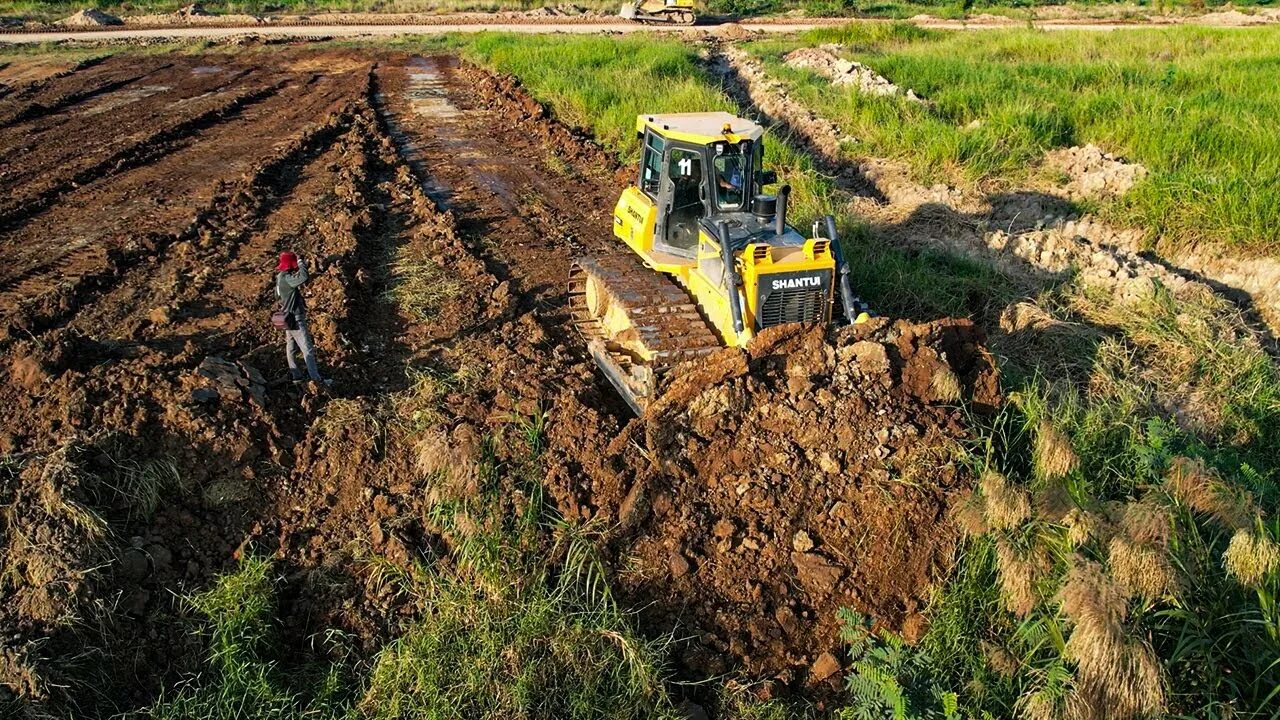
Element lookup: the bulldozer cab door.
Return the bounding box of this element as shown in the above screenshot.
[655,144,706,257]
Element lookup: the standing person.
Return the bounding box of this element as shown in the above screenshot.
[275,251,329,386]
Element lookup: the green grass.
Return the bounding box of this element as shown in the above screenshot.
[746,24,1280,255]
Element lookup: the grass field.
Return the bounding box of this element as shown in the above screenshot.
[746,24,1280,255]
[433,30,1280,718]
[0,0,1272,22]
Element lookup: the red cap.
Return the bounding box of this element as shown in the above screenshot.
[276,251,298,272]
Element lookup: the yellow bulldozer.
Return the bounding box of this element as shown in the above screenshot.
[570,112,868,414]
[619,0,696,25]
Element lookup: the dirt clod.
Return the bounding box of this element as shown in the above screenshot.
[784,46,925,102]
[56,8,122,26]
[1046,143,1147,198]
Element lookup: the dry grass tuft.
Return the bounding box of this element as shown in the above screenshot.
[1062,508,1102,548]
[1034,478,1076,523]
[417,426,481,506]
[994,538,1046,617]
[1165,457,1253,529]
[931,365,963,403]
[981,640,1019,678]
[1034,420,1079,480]
[1059,560,1128,631]
[1108,536,1177,600]
[981,469,1031,531]
[1222,529,1280,588]
[1020,684,1091,720]
[1059,559,1166,720]
[1119,498,1172,548]
[951,492,989,537]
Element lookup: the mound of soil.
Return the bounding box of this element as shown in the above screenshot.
[784,46,925,103]
[710,22,757,40]
[547,318,999,686]
[1045,143,1147,199]
[56,8,122,26]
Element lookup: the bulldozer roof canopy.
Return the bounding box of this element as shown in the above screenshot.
[637,112,764,145]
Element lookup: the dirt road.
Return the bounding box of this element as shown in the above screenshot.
[3,13,1275,44]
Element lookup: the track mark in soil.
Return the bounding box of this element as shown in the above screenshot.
[0,62,371,344]
[0,81,282,234]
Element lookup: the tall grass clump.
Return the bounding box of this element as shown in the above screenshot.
[748,25,1280,254]
[365,403,679,720]
[146,555,351,719]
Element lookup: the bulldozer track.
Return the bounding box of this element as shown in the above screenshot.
[569,253,721,412]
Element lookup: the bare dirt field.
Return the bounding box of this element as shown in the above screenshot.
[0,46,1000,715]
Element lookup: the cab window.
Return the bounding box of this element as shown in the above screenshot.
[713,152,746,210]
[641,132,664,197]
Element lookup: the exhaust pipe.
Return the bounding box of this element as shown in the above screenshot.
[824,214,867,325]
[775,184,791,238]
[718,220,745,335]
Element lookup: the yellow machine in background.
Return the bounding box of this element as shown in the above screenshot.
[619,0,696,25]
[570,112,869,413]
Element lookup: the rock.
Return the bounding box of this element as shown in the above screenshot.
[792,551,844,596]
[119,549,150,582]
[810,651,842,681]
[669,551,691,578]
[712,518,736,539]
[792,530,815,553]
[146,544,173,570]
[8,355,49,393]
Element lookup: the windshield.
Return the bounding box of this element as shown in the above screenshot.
[713,150,746,210]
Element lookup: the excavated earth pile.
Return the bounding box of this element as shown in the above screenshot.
[0,47,999,714]
[547,319,999,683]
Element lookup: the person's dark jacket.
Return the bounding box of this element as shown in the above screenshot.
[275,261,309,330]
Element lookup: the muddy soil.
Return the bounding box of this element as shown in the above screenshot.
[0,47,992,716]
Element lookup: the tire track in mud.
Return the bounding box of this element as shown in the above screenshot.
[0,58,172,128]
[0,66,371,345]
[0,64,257,197]
[0,55,108,104]
[0,79,283,234]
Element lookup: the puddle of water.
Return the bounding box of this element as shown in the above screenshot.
[406,56,460,119]
[191,66,223,75]
[79,85,171,116]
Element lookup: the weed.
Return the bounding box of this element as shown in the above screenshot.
[100,457,181,522]
[386,241,461,322]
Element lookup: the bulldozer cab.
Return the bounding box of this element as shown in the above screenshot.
[642,115,766,258]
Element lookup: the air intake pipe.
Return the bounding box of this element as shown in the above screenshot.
[775,184,791,238]
[718,220,745,335]
[824,214,867,325]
